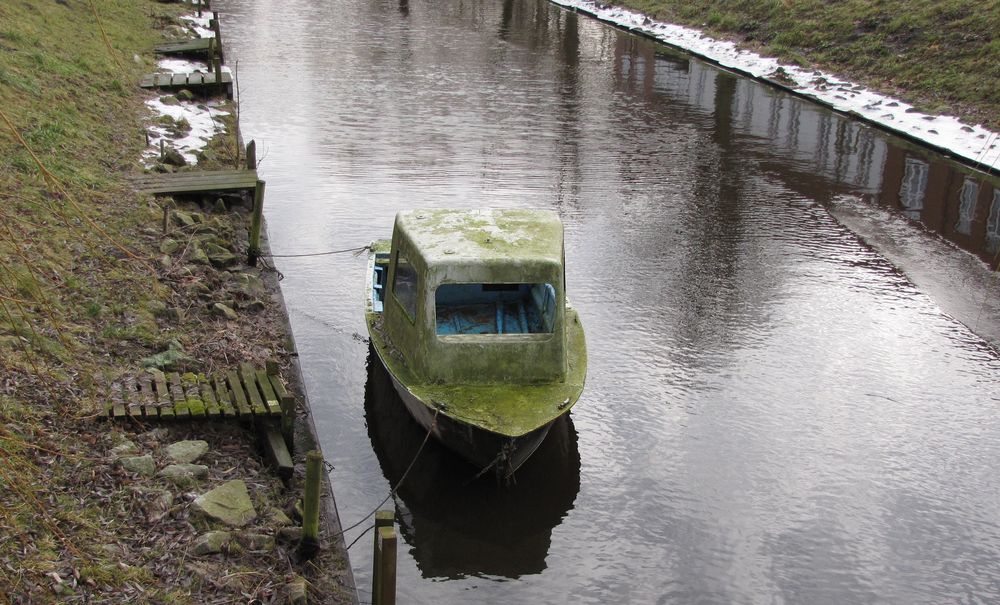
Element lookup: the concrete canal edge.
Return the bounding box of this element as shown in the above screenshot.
[555,1,1000,178]
[258,219,361,604]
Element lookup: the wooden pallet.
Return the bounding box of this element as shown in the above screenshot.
[155,15,223,61]
[127,168,260,195]
[140,70,233,95]
[154,37,214,57]
[105,363,292,421]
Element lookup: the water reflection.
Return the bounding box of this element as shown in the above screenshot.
[363,348,581,580]
[217,0,1000,600]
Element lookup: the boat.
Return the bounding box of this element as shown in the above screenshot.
[364,208,587,477]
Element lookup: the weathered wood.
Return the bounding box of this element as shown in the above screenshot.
[374,526,397,605]
[182,374,205,418]
[153,371,175,419]
[248,180,265,264]
[226,370,252,416]
[239,362,267,415]
[138,70,231,92]
[214,376,236,416]
[169,373,190,418]
[154,38,214,56]
[256,369,281,415]
[111,381,127,418]
[139,375,158,418]
[268,374,295,446]
[124,374,142,418]
[299,451,323,557]
[371,510,394,604]
[211,14,223,63]
[245,140,256,171]
[127,169,258,195]
[264,427,293,480]
[200,380,220,417]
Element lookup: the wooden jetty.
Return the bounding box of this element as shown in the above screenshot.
[106,362,294,478]
[154,16,223,62]
[140,66,232,98]
[128,167,258,195]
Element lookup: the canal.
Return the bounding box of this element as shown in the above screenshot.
[216,0,1000,602]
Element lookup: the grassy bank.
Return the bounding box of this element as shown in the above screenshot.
[0,1,352,602]
[609,0,1000,130]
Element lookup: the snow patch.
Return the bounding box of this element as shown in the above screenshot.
[143,49,229,166]
[180,13,215,39]
[551,0,1000,171]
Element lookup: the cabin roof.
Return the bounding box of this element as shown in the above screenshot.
[395,208,564,269]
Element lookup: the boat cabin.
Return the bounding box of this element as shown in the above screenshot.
[375,209,568,385]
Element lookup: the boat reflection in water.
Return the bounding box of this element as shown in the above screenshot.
[364,348,581,579]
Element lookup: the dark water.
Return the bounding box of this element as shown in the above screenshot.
[215,0,1000,602]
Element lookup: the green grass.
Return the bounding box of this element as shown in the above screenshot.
[609,0,1000,129]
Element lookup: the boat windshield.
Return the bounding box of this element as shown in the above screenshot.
[435,283,556,335]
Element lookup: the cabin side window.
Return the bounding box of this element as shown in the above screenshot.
[392,252,418,321]
[435,283,557,335]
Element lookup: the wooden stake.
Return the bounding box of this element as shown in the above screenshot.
[245,139,257,170]
[299,450,323,558]
[248,179,265,265]
[373,525,397,605]
[372,510,394,604]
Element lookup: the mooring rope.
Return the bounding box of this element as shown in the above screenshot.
[261,245,370,259]
[336,408,440,547]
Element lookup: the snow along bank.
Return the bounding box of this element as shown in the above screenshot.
[551,0,1000,173]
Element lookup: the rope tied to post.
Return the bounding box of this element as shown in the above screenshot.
[337,407,440,547]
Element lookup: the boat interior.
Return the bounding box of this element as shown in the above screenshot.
[434,283,556,335]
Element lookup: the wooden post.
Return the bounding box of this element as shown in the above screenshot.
[211,12,224,64]
[371,510,394,605]
[373,524,397,605]
[248,179,265,266]
[212,54,223,95]
[245,140,257,170]
[299,450,323,558]
[159,139,165,160]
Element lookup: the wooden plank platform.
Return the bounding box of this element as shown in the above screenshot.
[103,365,285,421]
[127,169,259,195]
[154,38,214,56]
[139,70,232,98]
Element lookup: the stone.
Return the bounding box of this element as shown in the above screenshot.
[172,210,198,227]
[158,463,209,489]
[160,95,180,106]
[110,439,137,457]
[231,272,266,297]
[163,307,185,321]
[276,526,303,544]
[191,480,256,527]
[162,147,187,167]
[131,486,173,516]
[205,246,239,269]
[176,89,195,102]
[166,440,209,464]
[160,238,181,254]
[240,532,275,551]
[118,455,155,476]
[244,300,266,313]
[269,507,293,527]
[139,427,171,443]
[191,530,232,555]
[285,576,308,605]
[213,198,227,214]
[158,254,173,270]
[141,340,191,371]
[212,303,238,321]
[189,243,210,265]
[146,300,168,317]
